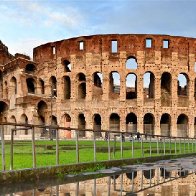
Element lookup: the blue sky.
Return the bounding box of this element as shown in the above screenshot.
[1,0,196,57]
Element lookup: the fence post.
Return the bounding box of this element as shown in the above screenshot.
[10,129,14,170]
[93,131,96,162]
[120,133,123,159]
[174,138,177,155]
[149,136,152,157]
[1,125,5,171]
[113,135,116,158]
[56,128,59,165]
[75,130,79,163]
[179,138,181,154]
[184,138,186,153]
[132,137,134,158]
[32,126,36,168]
[107,132,111,160]
[169,137,171,154]
[157,136,159,155]
[163,137,166,155]
[141,137,144,157]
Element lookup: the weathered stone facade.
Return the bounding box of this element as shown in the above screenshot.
[1,34,196,138]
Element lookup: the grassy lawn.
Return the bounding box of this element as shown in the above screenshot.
[0,139,194,170]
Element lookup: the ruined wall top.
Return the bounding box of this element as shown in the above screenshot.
[0,40,13,65]
[33,34,196,63]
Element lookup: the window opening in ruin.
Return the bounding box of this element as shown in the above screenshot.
[4,81,8,99]
[126,171,137,180]
[143,113,154,135]
[111,40,118,53]
[64,60,71,72]
[50,76,57,97]
[126,74,137,99]
[39,79,44,94]
[21,114,28,135]
[143,72,155,99]
[79,41,84,50]
[25,64,36,74]
[163,40,169,48]
[145,38,152,48]
[0,101,8,122]
[52,46,56,55]
[64,76,71,99]
[93,72,103,99]
[78,73,86,81]
[177,73,188,96]
[10,76,17,95]
[37,101,47,117]
[77,73,86,99]
[126,113,137,133]
[93,114,102,137]
[78,113,86,137]
[26,78,35,94]
[143,169,155,179]
[160,113,171,136]
[0,71,3,98]
[177,114,188,137]
[161,72,171,106]
[109,72,120,99]
[109,113,120,131]
[126,57,138,69]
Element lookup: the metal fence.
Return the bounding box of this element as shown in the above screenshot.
[0,122,196,172]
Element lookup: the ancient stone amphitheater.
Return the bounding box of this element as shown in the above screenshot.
[0,34,196,139]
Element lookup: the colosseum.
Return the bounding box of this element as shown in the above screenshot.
[0,34,196,139]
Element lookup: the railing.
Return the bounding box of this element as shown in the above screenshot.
[0,122,196,172]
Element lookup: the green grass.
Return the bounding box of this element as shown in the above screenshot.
[0,139,195,170]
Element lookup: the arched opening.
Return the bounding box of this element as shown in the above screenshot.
[77,73,86,99]
[93,114,102,137]
[177,114,188,137]
[178,73,188,96]
[37,101,47,117]
[126,113,137,133]
[38,116,46,137]
[143,169,155,179]
[0,71,3,98]
[10,76,17,95]
[26,78,36,94]
[63,113,71,139]
[92,72,103,100]
[78,113,86,137]
[50,115,57,138]
[49,76,57,97]
[109,113,120,131]
[160,113,171,136]
[4,81,8,99]
[126,171,137,180]
[109,72,120,99]
[20,114,28,135]
[63,76,71,99]
[143,72,155,99]
[143,113,154,135]
[0,101,8,122]
[25,64,36,73]
[126,73,137,99]
[63,60,71,72]
[161,72,171,106]
[39,79,44,94]
[9,115,16,135]
[126,57,137,69]
[160,168,170,179]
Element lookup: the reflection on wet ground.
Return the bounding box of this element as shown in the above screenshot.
[1,156,196,196]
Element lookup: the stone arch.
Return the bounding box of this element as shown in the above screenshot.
[92,72,103,100]
[126,113,137,133]
[161,72,171,106]
[126,73,137,99]
[109,71,120,99]
[143,71,155,99]
[26,78,36,94]
[77,73,86,99]
[62,113,71,139]
[177,114,188,137]
[39,79,45,94]
[63,60,71,72]
[8,115,17,135]
[10,76,17,95]
[25,64,36,73]
[126,56,137,69]
[63,76,71,99]
[49,76,57,97]
[78,113,86,137]
[0,101,8,122]
[177,73,189,96]
[109,113,120,131]
[37,100,47,117]
[143,113,154,135]
[93,114,102,137]
[20,114,28,135]
[160,113,171,136]
[143,169,155,179]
